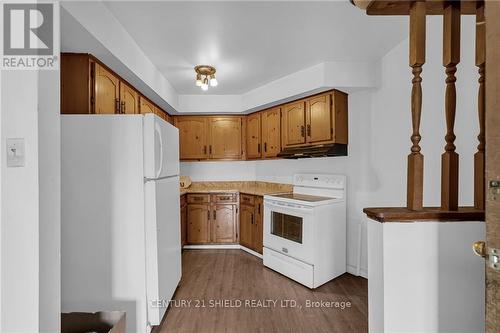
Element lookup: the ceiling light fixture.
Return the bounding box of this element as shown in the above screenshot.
[194,65,217,91]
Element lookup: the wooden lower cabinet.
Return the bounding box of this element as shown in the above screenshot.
[239,194,263,254]
[212,204,237,243]
[187,203,210,244]
[186,193,238,245]
[239,204,254,249]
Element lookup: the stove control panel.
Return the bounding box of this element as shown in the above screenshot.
[293,174,346,189]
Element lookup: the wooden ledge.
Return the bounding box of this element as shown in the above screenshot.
[353,1,478,16]
[363,206,485,223]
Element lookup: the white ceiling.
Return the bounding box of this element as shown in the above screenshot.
[103,1,407,95]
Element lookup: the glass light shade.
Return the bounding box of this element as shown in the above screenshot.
[209,75,218,87]
[201,77,209,90]
[195,74,202,86]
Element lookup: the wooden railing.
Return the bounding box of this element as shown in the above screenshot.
[356,0,485,222]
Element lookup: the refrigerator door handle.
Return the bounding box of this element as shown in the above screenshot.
[155,122,164,178]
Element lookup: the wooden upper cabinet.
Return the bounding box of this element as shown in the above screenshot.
[261,107,281,158]
[332,90,348,144]
[187,204,210,244]
[94,62,120,114]
[209,117,242,160]
[119,82,138,114]
[306,93,332,144]
[175,117,209,160]
[61,54,92,114]
[281,101,306,147]
[246,113,261,159]
[281,90,348,148]
[212,204,237,243]
[139,96,155,114]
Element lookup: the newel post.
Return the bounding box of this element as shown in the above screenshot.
[474,2,485,210]
[441,1,461,211]
[407,0,426,211]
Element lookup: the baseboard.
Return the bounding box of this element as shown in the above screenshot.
[183,244,241,250]
[347,264,368,279]
[240,245,263,259]
[183,244,263,259]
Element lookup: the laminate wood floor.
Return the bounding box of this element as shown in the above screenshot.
[158,250,367,333]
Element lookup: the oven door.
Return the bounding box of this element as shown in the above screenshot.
[263,200,314,264]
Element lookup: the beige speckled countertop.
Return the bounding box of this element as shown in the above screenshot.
[180,181,292,197]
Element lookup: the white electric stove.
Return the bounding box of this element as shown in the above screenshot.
[263,174,346,289]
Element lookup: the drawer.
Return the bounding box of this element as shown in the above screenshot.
[187,194,210,203]
[263,247,314,288]
[240,194,255,206]
[213,193,237,203]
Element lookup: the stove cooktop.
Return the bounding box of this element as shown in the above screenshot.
[268,193,334,202]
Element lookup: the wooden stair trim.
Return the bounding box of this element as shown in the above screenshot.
[363,206,485,223]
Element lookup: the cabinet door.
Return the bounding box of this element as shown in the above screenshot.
[119,82,139,114]
[175,117,209,160]
[246,113,261,159]
[139,96,155,114]
[212,204,237,243]
[187,204,210,244]
[61,53,91,114]
[240,204,254,249]
[252,197,264,254]
[281,101,306,147]
[261,107,281,158]
[209,117,242,159]
[306,93,332,144]
[94,63,120,114]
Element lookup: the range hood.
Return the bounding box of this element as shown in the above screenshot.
[277,143,347,159]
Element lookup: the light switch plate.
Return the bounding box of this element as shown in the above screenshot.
[6,138,25,167]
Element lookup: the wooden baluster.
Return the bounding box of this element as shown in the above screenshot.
[441,2,461,211]
[407,0,426,211]
[474,2,485,210]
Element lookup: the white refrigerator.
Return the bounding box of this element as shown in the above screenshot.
[61,113,181,333]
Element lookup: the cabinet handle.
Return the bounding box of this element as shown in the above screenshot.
[251,213,254,224]
[115,98,120,114]
[257,143,261,153]
[207,210,210,220]
[203,145,207,154]
[213,210,216,220]
[301,125,305,137]
[307,124,311,137]
[209,145,212,154]
[264,142,267,152]
[258,203,261,214]
[121,101,126,114]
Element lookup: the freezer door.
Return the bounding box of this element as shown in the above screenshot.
[144,113,180,179]
[144,176,181,326]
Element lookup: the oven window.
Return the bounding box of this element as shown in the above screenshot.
[271,212,303,244]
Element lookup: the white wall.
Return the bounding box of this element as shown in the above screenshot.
[38,69,61,333]
[367,220,485,333]
[1,71,40,332]
[181,15,480,279]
